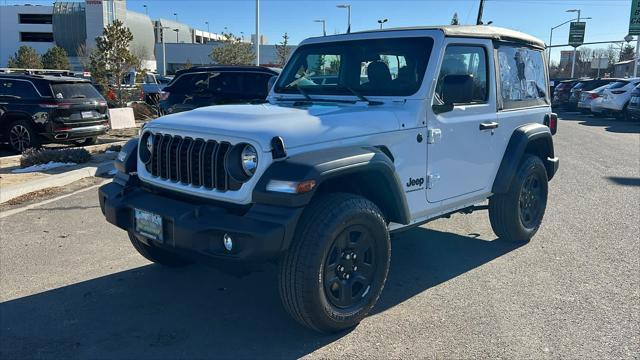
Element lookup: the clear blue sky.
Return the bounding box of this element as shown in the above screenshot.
[4,0,634,62]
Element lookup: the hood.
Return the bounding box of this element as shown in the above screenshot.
[146,102,402,151]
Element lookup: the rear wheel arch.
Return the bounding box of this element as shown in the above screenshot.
[493,123,556,194]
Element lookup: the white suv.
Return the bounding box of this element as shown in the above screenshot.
[101,25,559,333]
[591,78,640,118]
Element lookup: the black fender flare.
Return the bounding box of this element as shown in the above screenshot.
[492,123,558,194]
[253,146,411,225]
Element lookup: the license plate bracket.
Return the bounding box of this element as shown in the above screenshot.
[134,208,163,242]
[81,111,94,118]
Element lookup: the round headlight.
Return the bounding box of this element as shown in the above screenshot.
[139,132,153,164]
[241,144,258,176]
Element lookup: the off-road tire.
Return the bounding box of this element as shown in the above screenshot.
[128,232,191,267]
[279,193,391,333]
[489,155,548,243]
[8,120,39,153]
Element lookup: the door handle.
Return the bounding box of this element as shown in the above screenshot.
[479,122,499,131]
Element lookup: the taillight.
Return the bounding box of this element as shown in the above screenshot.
[611,90,626,95]
[160,91,170,101]
[39,102,72,109]
[590,93,600,99]
[544,113,558,135]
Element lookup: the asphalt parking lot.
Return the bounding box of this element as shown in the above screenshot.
[0,111,638,359]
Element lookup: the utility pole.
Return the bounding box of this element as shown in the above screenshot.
[255,0,260,66]
[633,38,639,77]
[476,0,485,25]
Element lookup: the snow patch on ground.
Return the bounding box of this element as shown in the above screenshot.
[12,162,78,174]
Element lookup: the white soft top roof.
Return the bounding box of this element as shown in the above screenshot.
[305,25,546,49]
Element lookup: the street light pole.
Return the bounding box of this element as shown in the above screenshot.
[337,4,351,33]
[314,20,326,36]
[173,13,178,22]
[377,18,388,29]
[547,17,591,71]
[143,4,148,16]
[255,0,260,66]
[155,24,170,76]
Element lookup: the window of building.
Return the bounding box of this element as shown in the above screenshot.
[497,46,548,110]
[435,45,488,104]
[19,14,53,24]
[20,32,54,43]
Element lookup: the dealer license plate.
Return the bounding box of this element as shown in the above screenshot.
[81,111,94,118]
[134,208,163,241]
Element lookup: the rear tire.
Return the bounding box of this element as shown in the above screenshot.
[8,120,39,153]
[489,155,548,243]
[128,232,191,267]
[279,193,391,333]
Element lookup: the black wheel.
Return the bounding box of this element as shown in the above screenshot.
[74,137,98,146]
[618,105,630,121]
[8,120,39,153]
[489,155,548,243]
[279,193,391,333]
[128,232,191,267]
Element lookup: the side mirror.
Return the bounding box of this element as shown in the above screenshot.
[433,74,474,114]
[267,75,278,92]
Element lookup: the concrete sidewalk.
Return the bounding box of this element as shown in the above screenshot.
[0,161,114,204]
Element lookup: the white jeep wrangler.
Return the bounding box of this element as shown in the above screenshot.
[100,25,559,333]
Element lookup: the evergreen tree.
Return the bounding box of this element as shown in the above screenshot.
[275,32,291,67]
[620,44,635,61]
[210,32,255,65]
[42,46,70,70]
[89,19,138,107]
[451,12,460,25]
[7,46,42,69]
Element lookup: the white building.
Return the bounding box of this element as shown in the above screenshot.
[0,4,55,66]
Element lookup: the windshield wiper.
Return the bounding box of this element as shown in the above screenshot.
[340,85,383,106]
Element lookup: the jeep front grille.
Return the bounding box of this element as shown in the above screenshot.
[146,133,241,191]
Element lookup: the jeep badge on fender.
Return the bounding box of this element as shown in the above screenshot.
[100,25,558,333]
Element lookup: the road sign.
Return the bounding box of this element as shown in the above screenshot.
[630,0,640,35]
[590,58,609,70]
[568,22,586,47]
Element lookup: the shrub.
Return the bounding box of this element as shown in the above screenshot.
[20,148,92,168]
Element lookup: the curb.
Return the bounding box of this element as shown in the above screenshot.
[0,140,128,169]
[0,161,113,204]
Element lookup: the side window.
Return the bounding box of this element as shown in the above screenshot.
[435,45,488,104]
[497,46,548,110]
[3,81,39,98]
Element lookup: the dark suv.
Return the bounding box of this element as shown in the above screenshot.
[552,79,578,108]
[158,66,279,114]
[0,74,109,152]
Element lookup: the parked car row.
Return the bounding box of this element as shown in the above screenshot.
[0,66,281,154]
[552,77,640,121]
[0,73,110,152]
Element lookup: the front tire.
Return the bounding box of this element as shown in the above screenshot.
[489,155,549,243]
[128,232,191,267]
[279,193,391,333]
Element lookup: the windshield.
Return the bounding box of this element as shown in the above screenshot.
[51,83,102,100]
[274,37,434,97]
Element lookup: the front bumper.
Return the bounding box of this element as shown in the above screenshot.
[99,176,303,261]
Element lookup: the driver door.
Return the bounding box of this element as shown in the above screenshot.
[426,39,499,203]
